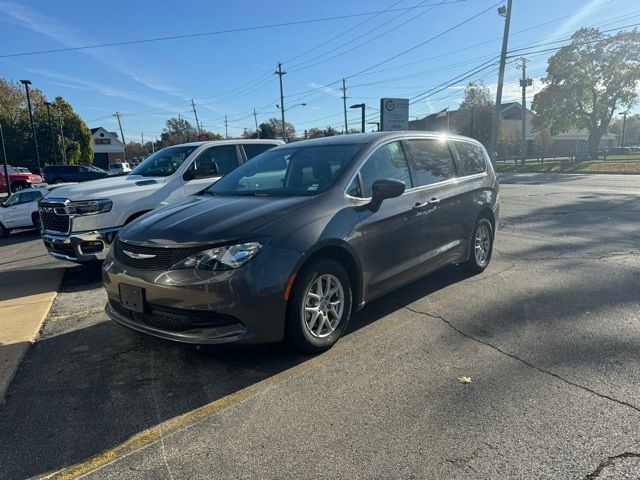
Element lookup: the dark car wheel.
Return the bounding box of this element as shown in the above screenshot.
[32,213,41,230]
[286,258,352,353]
[463,217,494,273]
[0,222,9,238]
[52,178,64,184]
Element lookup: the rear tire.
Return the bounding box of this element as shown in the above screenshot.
[286,258,352,353]
[0,222,9,238]
[463,217,494,273]
[32,213,41,230]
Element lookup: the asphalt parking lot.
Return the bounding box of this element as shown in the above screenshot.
[1,173,640,479]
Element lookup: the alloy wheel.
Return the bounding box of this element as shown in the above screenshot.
[474,223,491,266]
[302,274,345,338]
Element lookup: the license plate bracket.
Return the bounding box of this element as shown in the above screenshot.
[119,283,145,313]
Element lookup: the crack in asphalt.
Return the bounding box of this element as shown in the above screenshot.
[493,249,640,262]
[498,208,640,230]
[584,452,640,479]
[396,304,640,417]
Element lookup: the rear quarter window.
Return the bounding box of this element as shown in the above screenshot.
[243,143,278,160]
[454,141,487,176]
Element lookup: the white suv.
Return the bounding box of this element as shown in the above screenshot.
[40,139,282,263]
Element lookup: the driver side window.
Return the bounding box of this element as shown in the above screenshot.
[357,141,412,197]
[4,194,21,207]
[185,145,239,180]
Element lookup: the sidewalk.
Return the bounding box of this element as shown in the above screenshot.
[0,232,65,402]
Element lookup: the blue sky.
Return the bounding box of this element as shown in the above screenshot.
[1,0,638,141]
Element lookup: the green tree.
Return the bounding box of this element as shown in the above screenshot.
[0,78,91,167]
[457,81,494,149]
[160,117,198,145]
[259,118,295,140]
[532,27,640,159]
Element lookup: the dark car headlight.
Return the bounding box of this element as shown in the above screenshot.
[170,242,264,271]
[65,199,113,215]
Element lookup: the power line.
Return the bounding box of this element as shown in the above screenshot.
[0,2,470,59]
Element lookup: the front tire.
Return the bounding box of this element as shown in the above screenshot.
[32,213,41,230]
[463,217,494,273]
[286,258,352,353]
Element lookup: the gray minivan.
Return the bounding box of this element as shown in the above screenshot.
[103,132,499,352]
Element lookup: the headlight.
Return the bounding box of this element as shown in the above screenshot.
[66,199,113,215]
[170,241,263,271]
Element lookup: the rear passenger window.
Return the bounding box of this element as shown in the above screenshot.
[406,139,457,186]
[359,142,412,197]
[454,141,487,176]
[243,144,276,160]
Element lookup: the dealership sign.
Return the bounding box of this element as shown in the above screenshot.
[380,98,409,131]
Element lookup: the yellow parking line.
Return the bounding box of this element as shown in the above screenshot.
[43,308,418,479]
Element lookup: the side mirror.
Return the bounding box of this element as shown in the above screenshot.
[369,179,405,211]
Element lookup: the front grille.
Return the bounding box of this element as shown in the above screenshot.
[110,301,191,331]
[39,203,70,233]
[113,239,203,270]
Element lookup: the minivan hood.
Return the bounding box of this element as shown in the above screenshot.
[44,175,164,200]
[119,194,312,247]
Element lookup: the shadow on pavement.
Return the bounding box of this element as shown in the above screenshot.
[0,263,467,479]
[0,229,40,248]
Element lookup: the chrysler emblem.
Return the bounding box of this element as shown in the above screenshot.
[123,250,156,259]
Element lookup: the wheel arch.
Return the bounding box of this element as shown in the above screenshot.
[289,241,363,311]
[124,210,152,225]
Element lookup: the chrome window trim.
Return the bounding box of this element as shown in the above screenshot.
[343,136,488,201]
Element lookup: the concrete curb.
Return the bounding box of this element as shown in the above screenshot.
[0,268,64,403]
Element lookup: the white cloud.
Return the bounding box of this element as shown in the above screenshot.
[0,1,186,99]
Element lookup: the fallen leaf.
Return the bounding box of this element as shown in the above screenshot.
[457,376,472,384]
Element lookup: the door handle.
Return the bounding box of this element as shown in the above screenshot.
[413,197,440,211]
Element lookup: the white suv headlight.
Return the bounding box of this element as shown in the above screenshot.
[170,242,264,271]
[66,199,113,215]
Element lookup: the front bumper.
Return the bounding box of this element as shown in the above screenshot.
[42,227,119,263]
[102,245,299,345]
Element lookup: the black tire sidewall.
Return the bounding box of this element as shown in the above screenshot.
[33,213,41,229]
[466,218,494,272]
[0,223,8,238]
[286,258,352,353]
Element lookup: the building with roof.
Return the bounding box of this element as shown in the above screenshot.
[90,127,125,169]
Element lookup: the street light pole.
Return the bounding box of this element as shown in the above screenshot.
[0,123,11,194]
[350,104,366,133]
[20,80,42,173]
[253,108,260,138]
[44,101,57,164]
[489,0,513,166]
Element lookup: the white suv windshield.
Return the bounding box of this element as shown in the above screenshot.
[130,145,199,177]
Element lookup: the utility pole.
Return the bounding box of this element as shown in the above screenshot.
[114,112,126,160]
[489,0,513,166]
[275,62,287,141]
[517,57,532,163]
[224,115,229,139]
[141,132,144,156]
[0,123,10,194]
[621,111,628,147]
[342,79,348,133]
[20,80,41,173]
[44,102,58,164]
[253,109,260,138]
[58,114,68,165]
[191,99,202,134]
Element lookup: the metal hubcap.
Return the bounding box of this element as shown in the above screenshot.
[474,224,491,266]
[302,274,344,338]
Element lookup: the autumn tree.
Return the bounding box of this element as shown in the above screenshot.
[609,113,640,146]
[532,27,640,159]
[457,81,495,149]
[533,126,553,163]
[258,118,295,140]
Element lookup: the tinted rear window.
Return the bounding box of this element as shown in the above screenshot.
[454,141,487,176]
[243,143,277,160]
[406,139,457,186]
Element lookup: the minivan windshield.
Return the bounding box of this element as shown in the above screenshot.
[207,143,364,197]
[130,145,199,177]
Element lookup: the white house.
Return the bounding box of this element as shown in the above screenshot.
[91,127,125,169]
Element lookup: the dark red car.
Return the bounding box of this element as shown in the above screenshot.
[0,166,46,193]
